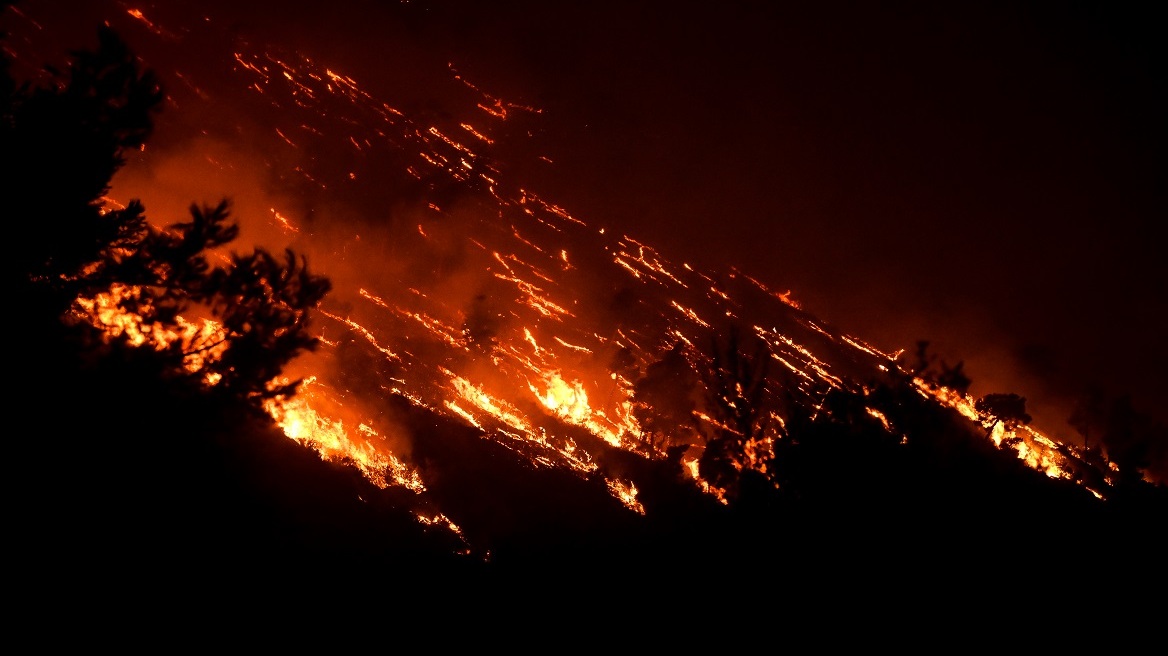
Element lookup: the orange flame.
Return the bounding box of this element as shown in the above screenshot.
[605,478,645,515]
[263,384,425,492]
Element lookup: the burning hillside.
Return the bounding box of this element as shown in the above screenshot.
[5,2,1165,581]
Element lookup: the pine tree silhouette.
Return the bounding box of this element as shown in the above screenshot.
[4,26,330,403]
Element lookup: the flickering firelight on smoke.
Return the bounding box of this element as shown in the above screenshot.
[11,1,1159,528]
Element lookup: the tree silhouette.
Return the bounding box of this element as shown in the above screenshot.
[5,26,330,404]
[1068,387,1167,486]
[4,25,163,316]
[692,326,775,499]
[903,340,971,394]
[0,25,497,585]
[936,359,972,395]
[974,392,1032,439]
[907,340,937,378]
[1102,395,1144,482]
[1069,385,1109,451]
[632,342,700,451]
[201,245,332,399]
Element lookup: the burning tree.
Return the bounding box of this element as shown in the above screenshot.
[3,25,330,403]
[198,240,333,400]
[974,392,1032,441]
[0,21,487,584]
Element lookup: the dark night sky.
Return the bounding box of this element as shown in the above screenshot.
[8,1,1166,441]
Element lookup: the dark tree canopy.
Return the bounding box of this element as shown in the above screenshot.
[4,26,163,311]
[204,245,333,399]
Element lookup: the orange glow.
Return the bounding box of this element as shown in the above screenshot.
[606,478,645,515]
[270,207,298,233]
[528,371,637,448]
[35,11,1124,537]
[910,377,1092,483]
[72,284,227,380]
[264,382,425,492]
[446,370,597,473]
[73,288,428,494]
[531,371,590,424]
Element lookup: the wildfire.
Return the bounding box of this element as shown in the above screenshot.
[449,373,537,439]
[30,2,1126,543]
[446,370,597,473]
[263,385,425,492]
[72,284,227,379]
[531,371,589,423]
[270,208,299,233]
[910,378,1092,483]
[73,286,430,495]
[606,478,645,515]
[528,370,638,449]
[682,456,729,505]
[415,512,467,542]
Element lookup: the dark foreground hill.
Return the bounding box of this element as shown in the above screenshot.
[12,319,1165,603]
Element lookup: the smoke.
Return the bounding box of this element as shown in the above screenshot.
[10,0,1164,453]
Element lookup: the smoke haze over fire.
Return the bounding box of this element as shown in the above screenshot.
[5,0,1164,453]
